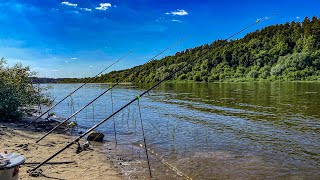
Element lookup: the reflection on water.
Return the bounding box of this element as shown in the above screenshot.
[44,82,320,179]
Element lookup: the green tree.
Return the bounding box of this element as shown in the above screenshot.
[0,59,50,120]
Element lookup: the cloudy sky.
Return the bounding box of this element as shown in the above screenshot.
[0,0,319,78]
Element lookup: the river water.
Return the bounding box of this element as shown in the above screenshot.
[42,82,320,179]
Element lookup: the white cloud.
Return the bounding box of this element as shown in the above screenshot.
[89,65,94,68]
[256,16,271,23]
[172,19,182,23]
[80,7,92,12]
[166,9,188,16]
[61,2,77,7]
[95,3,112,11]
[51,69,60,72]
[296,16,300,19]
[70,57,77,60]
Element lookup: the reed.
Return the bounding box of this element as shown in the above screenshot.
[92,103,95,125]
[132,108,136,129]
[121,110,124,127]
[85,107,88,121]
[205,128,208,144]
[127,106,130,129]
[70,95,77,123]
[172,126,175,144]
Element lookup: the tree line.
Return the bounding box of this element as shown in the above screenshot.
[60,16,320,83]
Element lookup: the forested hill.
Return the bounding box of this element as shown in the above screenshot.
[61,16,320,83]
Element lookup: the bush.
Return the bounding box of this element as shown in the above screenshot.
[178,74,187,81]
[219,74,226,81]
[259,66,271,79]
[201,76,208,82]
[247,70,259,79]
[208,74,219,82]
[193,73,201,82]
[271,64,284,76]
[0,59,50,121]
[278,53,312,70]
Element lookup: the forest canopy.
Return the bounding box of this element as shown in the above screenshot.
[60,16,320,83]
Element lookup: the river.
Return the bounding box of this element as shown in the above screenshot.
[42,82,320,179]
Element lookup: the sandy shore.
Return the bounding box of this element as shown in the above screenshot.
[0,117,122,180]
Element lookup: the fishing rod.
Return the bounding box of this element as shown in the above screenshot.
[25,51,133,128]
[29,20,262,173]
[35,38,185,143]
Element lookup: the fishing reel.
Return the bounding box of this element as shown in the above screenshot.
[75,141,92,154]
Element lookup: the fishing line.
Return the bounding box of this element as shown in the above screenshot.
[105,89,108,115]
[25,51,133,127]
[127,105,130,129]
[85,107,88,122]
[161,159,192,180]
[35,37,185,143]
[121,109,125,127]
[29,81,39,114]
[132,107,136,129]
[110,86,118,146]
[137,96,152,178]
[92,103,95,127]
[37,84,42,115]
[70,95,79,131]
[71,95,77,123]
[145,120,161,135]
[29,19,265,173]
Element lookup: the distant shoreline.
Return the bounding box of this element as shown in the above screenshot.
[41,82,134,85]
[37,80,320,85]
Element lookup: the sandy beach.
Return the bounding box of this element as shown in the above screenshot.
[0,117,122,180]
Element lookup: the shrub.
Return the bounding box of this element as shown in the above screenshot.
[201,76,208,82]
[193,72,201,82]
[208,74,219,82]
[247,70,259,79]
[271,64,284,76]
[0,59,50,121]
[178,74,187,81]
[258,66,271,79]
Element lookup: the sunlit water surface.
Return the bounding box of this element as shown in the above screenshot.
[42,82,320,179]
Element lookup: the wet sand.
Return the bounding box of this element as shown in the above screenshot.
[0,117,122,180]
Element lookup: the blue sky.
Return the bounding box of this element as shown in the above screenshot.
[0,0,319,78]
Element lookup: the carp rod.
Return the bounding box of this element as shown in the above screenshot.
[25,51,133,128]
[29,20,262,173]
[35,38,185,143]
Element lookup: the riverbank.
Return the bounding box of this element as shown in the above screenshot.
[0,117,122,180]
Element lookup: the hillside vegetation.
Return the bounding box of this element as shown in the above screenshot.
[61,16,320,83]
